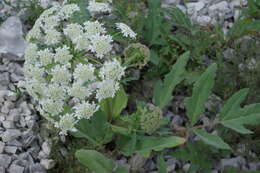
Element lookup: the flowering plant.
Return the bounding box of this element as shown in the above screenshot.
[23,2,137,135]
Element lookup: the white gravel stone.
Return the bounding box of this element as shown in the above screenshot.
[41,141,51,156]
[0,16,26,58]
[4,146,17,154]
[0,167,5,173]
[0,154,12,168]
[196,15,211,26]
[1,129,21,142]
[220,156,246,169]
[40,159,55,170]
[187,1,205,12]
[2,121,15,129]
[8,164,24,173]
[0,142,5,154]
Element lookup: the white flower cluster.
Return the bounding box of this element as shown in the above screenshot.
[23,3,133,135]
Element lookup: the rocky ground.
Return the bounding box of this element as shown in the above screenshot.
[0,0,259,173]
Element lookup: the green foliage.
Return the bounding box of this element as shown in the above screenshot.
[193,129,230,150]
[117,134,185,157]
[172,142,214,172]
[219,89,260,134]
[153,52,190,108]
[135,136,186,157]
[219,88,249,120]
[75,150,115,173]
[144,0,163,45]
[227,19,260,41]
[242,0,260,18]
[157,153,167,173]
[72,111,113,147]
[100,87,128,121]
[185,63,217,126]
[69,0,91,23]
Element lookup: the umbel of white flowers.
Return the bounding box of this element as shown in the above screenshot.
[22,2,136,135]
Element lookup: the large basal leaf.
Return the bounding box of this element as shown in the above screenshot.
[136,136,186,157]
[116,132,137,157]
[144,0,162,45]
[75,149,114,173]
[165,7,193,30]
[221,113,260,134]
[193,129,230,150]
[219,89,260,134]
[101,87,128,119]
[185,64,217,126]
[153,51,190,108]
[71,110,112,146]
[218,88,249,121]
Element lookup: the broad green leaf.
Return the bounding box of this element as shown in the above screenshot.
[115,167,129,173]
[116,133,137,156]
[185,64,217,126]
[75,149,114,173]
[144,0,162,45]
[218,88,249,120]
[157,153,167,173]
[136,136,186,157]
[219,90,260,134]
[71,110,112,146]
[165,7,192,30]
[101,87,128,119]
[221,113,260,134]
[239,103,260,121]
[153,51,190,108]
[193,129,230,150]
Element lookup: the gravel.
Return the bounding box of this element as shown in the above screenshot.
[0,20,51,171]
[0,0,259,172]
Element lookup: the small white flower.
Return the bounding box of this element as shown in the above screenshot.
[25,79,46,99]
[23,63,45,82]
[24,43,39,64]
[43,15,60,31]
[54,46,73,64]
[90,34,113,58]
[99,59,125,81]
[40,99,64,115]
[69,82,92,100]
[40,5,60,19]
[46,83,66,101]
[51,65,71,85]
[74,34,91,51]
[74,101,99,119]
[84,21,106,36]
[38,48,54,66]
[45,29,61,45]
[55,113,78,135]
[59,4,80,19]
[116,23,137,39]
[26,20,42,41]
[63,23,83,43]
[74,63,96,83]
[96,80,119,101]
[87,0,112,14]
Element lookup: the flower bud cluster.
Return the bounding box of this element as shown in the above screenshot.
[140,104,163,134]
[23,2,136,135]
